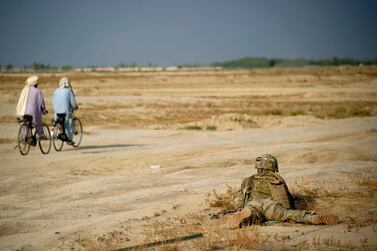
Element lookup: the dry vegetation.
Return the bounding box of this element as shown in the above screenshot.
[289,169,377,229]
[132,167,377,251]
[0,67,376,250]
[206,185,239,211]
[139,212,268,250]
[1,67,377,129]
[200,168,377,250]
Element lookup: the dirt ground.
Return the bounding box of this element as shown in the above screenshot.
[0,67,377,250]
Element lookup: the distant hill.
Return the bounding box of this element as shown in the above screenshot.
[212,57,377,69]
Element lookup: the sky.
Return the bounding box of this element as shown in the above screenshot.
[0,0,377,67]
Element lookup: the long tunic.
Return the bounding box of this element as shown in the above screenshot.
[24,86,47,136]
[52,88,77,118]
[52,88,77,141]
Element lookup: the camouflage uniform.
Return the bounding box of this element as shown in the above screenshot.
[227,154,338,228]
[234,172,314,224]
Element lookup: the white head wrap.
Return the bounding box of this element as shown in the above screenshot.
[26,75,39,86]
[59,77,70,88]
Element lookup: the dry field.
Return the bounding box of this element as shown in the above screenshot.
[0,67,376,250]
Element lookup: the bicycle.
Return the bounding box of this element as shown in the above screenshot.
[52,113,83,151]
[17,114,52,155]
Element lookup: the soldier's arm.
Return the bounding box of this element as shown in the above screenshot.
[233,189,244,209]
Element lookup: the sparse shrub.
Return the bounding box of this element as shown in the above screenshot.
[289,110,306,116]
[350,168,377,195]
[206,125,217,131]
[333,107,347,118]
[196,227,266,250]
[295,236,356,250]
[182,125,202,130]
[0,138,16,144]
[331,106,371,118]
[348,107,371,117]
[261,108,283,115]
[141,216,267,250]
[206,185,238,210]
[291,177,342,198]
[290,177,343,211]
[71,232,121,251]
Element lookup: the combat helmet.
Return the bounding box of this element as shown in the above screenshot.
[255,154,279,172]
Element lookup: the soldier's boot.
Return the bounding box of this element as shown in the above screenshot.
[308,213,339,225]
[226,208,252,229]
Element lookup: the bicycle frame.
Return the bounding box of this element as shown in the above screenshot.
[17,115,51,155]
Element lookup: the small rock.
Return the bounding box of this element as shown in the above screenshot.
[209,212,219,219]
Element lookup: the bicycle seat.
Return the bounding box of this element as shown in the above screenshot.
[22,115,33,122]
[56,113,66,123]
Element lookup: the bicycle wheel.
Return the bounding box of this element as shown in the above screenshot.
[72,117,83,148]
[38,124,51,154]
[53,123,64,151]
[18,123,31,155]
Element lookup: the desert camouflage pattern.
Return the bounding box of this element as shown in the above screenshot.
[229,154,339,226]
[255,154,279,172]
[244,198,314,223]
[236,171,293,209]
[234,170,313,224]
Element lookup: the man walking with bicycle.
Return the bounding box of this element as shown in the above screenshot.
[52,77,78,145]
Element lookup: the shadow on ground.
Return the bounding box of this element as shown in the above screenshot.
[64,144,147,153]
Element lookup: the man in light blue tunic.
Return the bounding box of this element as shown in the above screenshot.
[52,77,78,145]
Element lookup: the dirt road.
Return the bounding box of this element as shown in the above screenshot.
[0,68,376,250]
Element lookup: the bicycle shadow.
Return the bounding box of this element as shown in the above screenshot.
[64,144,147,154]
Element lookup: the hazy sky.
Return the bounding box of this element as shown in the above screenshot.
[1,0,376,67]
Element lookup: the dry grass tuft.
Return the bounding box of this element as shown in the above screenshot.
[291,177,343,198]
[330,106,372,118]
[289,109,307,116]
[351,169,377,195]
[180,125,203,130]
[292,169,377,229]
[0,137,16,144]
[224,227,266,249]
[261,108,283,115]
[367,128,377,133]
[65,230,128,251]
[294,235,358,250]
[290,177,345,211]
[205,185,239,211]
[141,214,267,251]
[343,168,377,228]
[206,125,217,131]
[195,226,266,250]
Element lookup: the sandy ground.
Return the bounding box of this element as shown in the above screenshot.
[0,67,377,250]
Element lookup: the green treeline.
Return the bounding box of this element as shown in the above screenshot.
[212,57,377,69]
[2,57,377,71]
